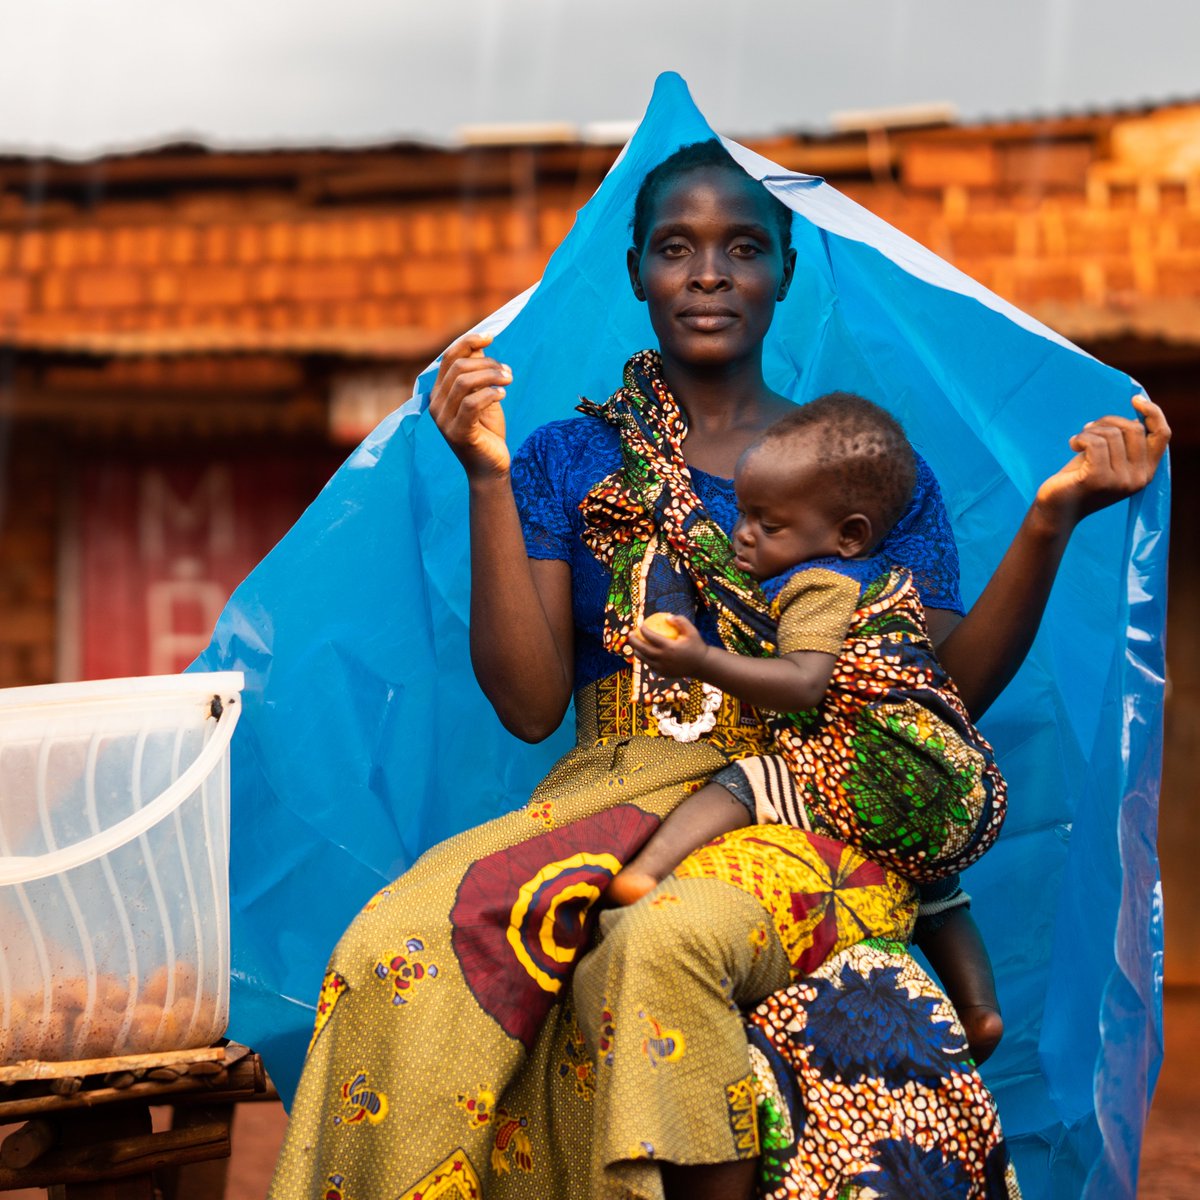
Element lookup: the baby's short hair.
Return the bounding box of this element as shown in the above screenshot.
[755,392,917,540]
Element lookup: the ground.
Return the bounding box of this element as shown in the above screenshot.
[2,989,1194,1197]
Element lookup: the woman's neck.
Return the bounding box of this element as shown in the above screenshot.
[659,350,793,477]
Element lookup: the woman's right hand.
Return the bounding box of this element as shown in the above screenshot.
[428,331,514,480]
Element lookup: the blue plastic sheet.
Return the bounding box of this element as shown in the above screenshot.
[195,73,1167,1199]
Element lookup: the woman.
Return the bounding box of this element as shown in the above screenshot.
[268,141,1168,1200]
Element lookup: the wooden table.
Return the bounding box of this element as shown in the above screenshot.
[0,1044,275,1198]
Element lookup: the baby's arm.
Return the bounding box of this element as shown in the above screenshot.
[631,616,835,713]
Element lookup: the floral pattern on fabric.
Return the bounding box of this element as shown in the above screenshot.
[334,1071,389,1128]
[308,970,348,1054]
[674,826,917,976]
[637,1009,686,1067]
[766,567,1007,883]
[746,941,1020,1200]
[373,939,439,1006]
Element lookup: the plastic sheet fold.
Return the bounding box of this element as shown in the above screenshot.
[195,72,1167,1199]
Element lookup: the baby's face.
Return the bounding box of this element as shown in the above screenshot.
[731,443,844,580]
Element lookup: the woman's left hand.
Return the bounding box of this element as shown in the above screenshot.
[1034,394,1170,532]
[630,613,710,676]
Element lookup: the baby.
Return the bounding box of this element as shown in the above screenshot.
[611,392,1006,1060]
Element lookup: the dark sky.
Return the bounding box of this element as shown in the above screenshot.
[4,0,1198,154]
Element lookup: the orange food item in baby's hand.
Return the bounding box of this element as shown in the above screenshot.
[640,612,682,640]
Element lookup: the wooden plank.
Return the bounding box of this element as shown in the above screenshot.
[0,1119,56,1168]
[0,1122,229,1191]
[0,1056,267,1122]
[0,1045,224,1085]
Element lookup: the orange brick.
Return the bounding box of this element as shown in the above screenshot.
[166,226,199,264]
[252,265,286,302]
[132,226,166,266]
[468,213,497,254]
[0,275,26,314]
[1176,215,1200,250]
[352,299,385,329]
[111,227,138,265]
[265,221,294,261]
[417,295,454,331]
[77,228,106,266]
[48,229,80,269]
[500,209,537,252]
[147,269,181,305]
[409,212,438,256]
[38,272,71,310]
[377,217,405,256]
[296,222,324,261]
[367,263,402,297]
[1063,213,1130,256]
[204,225,232,263]
[384,298,417,325]
[72,269,144,309]
[1012,263,1085,305]
[16,231,47,272]
[482,254,542,294]
[436,211,468,255]
[180,266,246,307]
[288,263,363,302]
[1157,257,1200,299]
[398,256,475,296]
[538,206,576,250]
[483,287,519,313]
[298,303,323,330]
[235,224,264,263]
[342,217,373,259]
[321,221,351,259]
[945,216,1017,258]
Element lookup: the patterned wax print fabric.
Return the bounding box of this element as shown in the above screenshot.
[756,558,1007,884]
[747,941,1021,1200]
[269,678,1017,1200]
[199,73,1166,1200]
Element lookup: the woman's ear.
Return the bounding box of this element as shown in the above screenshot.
[777,248,797,302]
[836,513,874,558]
[627,247,646,301]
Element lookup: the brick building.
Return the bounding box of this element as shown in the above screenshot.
[1,102,1197,979]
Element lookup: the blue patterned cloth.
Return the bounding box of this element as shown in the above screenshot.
[512,415,963,692]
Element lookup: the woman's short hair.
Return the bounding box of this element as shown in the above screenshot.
[631,139,794,257]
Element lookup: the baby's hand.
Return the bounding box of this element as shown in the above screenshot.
[630,613,709,676]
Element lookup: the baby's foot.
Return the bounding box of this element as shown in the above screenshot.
[604,871,660,907]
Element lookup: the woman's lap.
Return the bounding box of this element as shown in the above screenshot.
[268,732,1014,1200]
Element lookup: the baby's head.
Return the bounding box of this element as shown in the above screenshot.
[731,392,916,580]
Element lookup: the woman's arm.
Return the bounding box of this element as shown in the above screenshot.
[429,332,574,741]
[934,396,1170,718]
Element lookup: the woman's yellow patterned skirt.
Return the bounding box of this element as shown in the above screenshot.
[268,677,1017,1200]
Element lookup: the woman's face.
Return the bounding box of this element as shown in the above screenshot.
[628,166,796,372]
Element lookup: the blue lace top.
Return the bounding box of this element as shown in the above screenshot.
[512,415,963,693]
